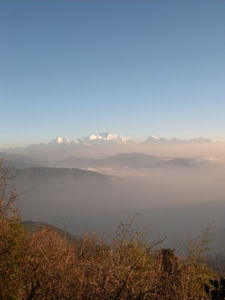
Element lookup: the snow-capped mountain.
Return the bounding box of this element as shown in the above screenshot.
[50,137,71,144]
[50,133,134,145]
[144,135,211,144]
[74,132,133,145]
[48,133,211,148]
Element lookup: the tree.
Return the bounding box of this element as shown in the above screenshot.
[0,162,25,299]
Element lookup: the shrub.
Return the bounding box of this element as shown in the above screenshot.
[0,163,25,299]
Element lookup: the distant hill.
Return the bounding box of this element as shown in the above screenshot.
[2,150,214,172]
[10,166,113,181]
[92,153,163,169]
[51,156,96,169]
[11,166,117,240]
[54,152,212,170]
[22,220,80,244]
[0,152,40,169]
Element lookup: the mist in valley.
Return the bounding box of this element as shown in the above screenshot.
[6,142,225,254]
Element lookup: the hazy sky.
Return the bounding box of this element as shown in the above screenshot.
[1,0,225,146]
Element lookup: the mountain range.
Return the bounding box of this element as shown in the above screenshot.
[49,133,211,146]
[1,151,214,171]
[0,133,211,154]
[49,132,133,145]
[52,152,213,170]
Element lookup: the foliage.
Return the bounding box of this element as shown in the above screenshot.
[0,163,26,299]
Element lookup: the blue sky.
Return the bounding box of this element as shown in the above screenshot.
[0,0,225,146]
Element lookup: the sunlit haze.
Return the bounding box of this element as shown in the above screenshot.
[1,1,225,259]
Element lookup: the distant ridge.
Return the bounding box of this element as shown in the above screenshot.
[144,136,211,144]
[55,152,213,169]
[22,221,79,243]
[2,151,215,171]
[9,166,113,181]
[0,152,40,169]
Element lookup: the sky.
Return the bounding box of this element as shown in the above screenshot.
[0,0,225,146]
